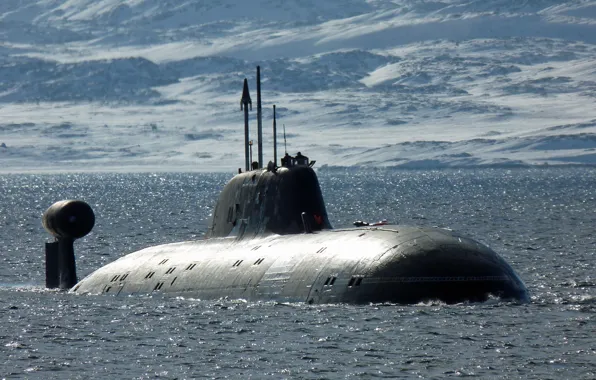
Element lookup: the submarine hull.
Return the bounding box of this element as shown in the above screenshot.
[46,70,529,305]
[72,225,529,304]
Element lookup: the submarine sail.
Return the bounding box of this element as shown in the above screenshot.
[43,67,529,304]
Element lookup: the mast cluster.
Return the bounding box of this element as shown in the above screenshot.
[240,66,278,172]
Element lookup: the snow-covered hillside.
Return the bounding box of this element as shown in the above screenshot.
[2,0,596,172]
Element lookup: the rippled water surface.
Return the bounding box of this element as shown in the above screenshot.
[0,169,594,379]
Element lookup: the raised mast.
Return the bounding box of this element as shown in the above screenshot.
[240,78,252,172]
[256,66,263,168]
[273,105,277,165]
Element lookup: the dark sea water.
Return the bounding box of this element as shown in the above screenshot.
[0,168,594,379]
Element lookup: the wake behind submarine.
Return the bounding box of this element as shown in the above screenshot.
[42,67,529,304]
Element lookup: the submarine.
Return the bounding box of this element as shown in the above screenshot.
[41,67,529,304]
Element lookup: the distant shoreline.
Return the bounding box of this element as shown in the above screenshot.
[2,162,596,175]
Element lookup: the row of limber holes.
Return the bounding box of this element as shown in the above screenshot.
[105,274,177,293]
[109,257,267,286]
[233,257,266,267]
[154,244,330,268]
[111,244,333,285]
[122,270,363,288]
[148,244,331,273]
[324,276,363,287]
[109,267,364,288]
[105,257,268,292]
[105,258,364,293]
[107,275,365,293]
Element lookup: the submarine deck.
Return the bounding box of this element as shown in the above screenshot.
[72,225,529,304]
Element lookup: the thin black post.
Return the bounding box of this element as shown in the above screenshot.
[273,105,277,165]
[283,124,288,154]
[240,78,252,172]
[58,237,77,290]
[256,66,263,168]
[249,140,253,166]
[45,241,59,289]
[301,212,313,234]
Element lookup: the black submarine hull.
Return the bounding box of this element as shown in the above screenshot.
[72,225,529,304]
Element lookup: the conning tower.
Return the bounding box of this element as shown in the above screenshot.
[208,67,331,239]
[207,164,332,239]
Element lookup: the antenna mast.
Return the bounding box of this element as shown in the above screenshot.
[273,105,277,165]
[256,66,263,168]
[240,78,252,172]
[283,124,287,154]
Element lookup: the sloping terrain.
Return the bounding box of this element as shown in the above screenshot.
[1,0,596,171]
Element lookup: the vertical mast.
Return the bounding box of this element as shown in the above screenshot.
[240,78,252,172]
[256,66,263,168]
[283,124,287,154]
[273,105,277,165]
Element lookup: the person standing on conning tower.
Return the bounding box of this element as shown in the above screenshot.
[295,152,309,166]
[281,153,293,167]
